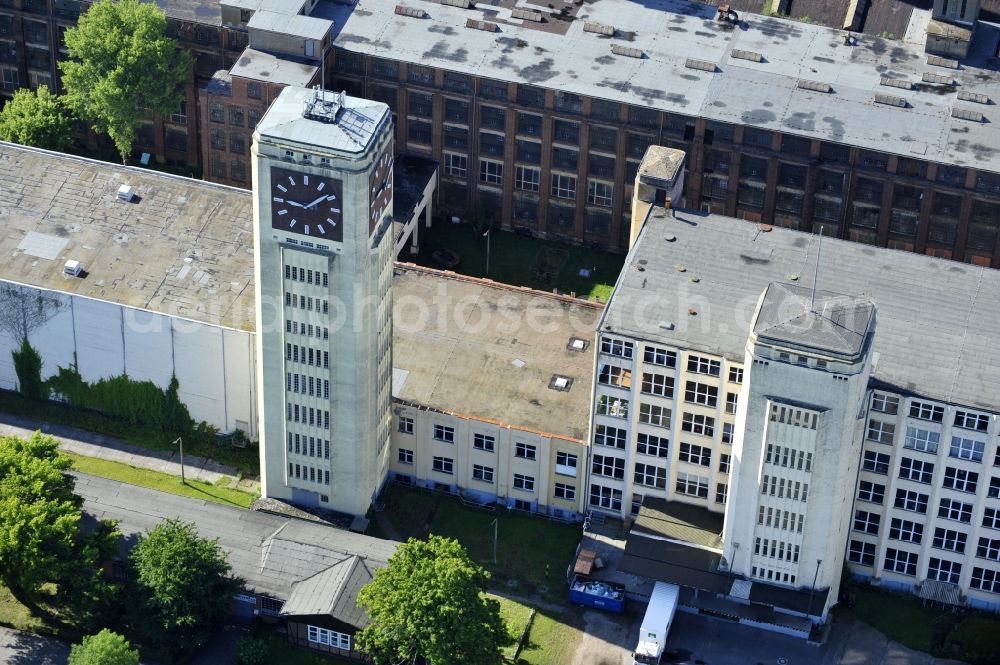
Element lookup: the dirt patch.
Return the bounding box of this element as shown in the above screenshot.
[570,608,638,665]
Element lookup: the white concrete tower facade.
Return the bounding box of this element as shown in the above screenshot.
[252,87,394,518]
[723,284,876,619]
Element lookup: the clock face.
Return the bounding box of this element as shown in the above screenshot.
[270,166,343,242]
[368,142,393,235]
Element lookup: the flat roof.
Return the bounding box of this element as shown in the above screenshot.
[257,87,389,154]
[0,142,256,330]
[230,48,319,87]
[631,497,724,550]
[391,266,601,441]
[326,0,1000,172]
[148,0,222,25]
[601,205,1000,413]
[248,9,332,40]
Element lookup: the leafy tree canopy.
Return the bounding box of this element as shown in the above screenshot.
[60,0,189,160]
[356,535,510,665]
[129,518,241,660]
[0,433,118,612]
[69,629,139,665]
[0,85,75,152]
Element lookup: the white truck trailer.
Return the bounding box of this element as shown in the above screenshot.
[632,582,680,665]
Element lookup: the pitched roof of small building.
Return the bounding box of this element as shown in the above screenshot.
[280,555,382,627]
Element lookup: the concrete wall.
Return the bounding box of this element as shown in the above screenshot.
[0,279,257,437]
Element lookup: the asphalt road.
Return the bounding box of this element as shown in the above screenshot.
[0,626,68,665]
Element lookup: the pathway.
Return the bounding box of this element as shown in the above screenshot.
[0,412,256,490]
[0,626,68,665]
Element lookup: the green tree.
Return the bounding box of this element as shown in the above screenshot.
[356,536,510,665]
[0,433,118,613]
[11,339,46,400]
[69,629,139,665]
[0,85,75,152]
[129,518,241,660]
[60,0,189,162]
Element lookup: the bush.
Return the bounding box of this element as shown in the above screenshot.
[237,636,270,665]
[12,340,46,400]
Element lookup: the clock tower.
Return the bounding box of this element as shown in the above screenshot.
[252,87,394,519]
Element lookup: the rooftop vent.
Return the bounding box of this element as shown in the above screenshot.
[567,337,589,352]
[63,260,82,277]
[797,79,832,93]
[549,375,573,392]
[716,4,739,24]
[952,106,985,122]
[394,5,427,17]
[611,44,644,58]
[874,93,907,108]
[116,184,135,202]
[658,321,675,331]
[957,90,990,104]
[685,57,717,73]
[466,18,497,31]
[880,76,914,90]
[439,0,471,8]
[512,7,543,21]
[731,49,763,62]
[926,54,959,69]
[921,71,954,85]
[583,21,614,35]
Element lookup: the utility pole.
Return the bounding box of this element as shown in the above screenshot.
[806,558,822,618]
[173,436,185,484]
[490,517,498,564]
[483,228,491,277]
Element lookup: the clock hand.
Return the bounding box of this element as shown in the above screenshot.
[286,200,304,208]
[305,194,329,209]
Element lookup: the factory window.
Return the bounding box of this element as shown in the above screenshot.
[516,166,540,192]
[598,364,632,388]
[721,423,734,444]
[551,173,576,200]
[640,373,673,398]
[246,82,262,100]
[589,484,622,511]
[938,498,973,524]
[601,337,633,358]
[643,346,676,368]
[942,467,978,493]
[903,426,939,454]
[954,410,989,432]
[898,457,934,484]
[909,400,944,422]
[443,153,467,179]
[587,180,613,207]
[853,510,880,535]
[719,453,730,474]
[885,548,917,575]
[554,483,576,501]
[408,119,431,145]
[849,540,876,566]
[397,416,414,434]
[371,59,399,80]
[433,425,454,443]
[932,527,967,553]
[480,105,506,130]
[397,449,413,465]
[895,488,928,514]
[679,442,711,467]
[516,140,542,165]
[480,159,503,185]
[481,78,509,102]
[443,126,468,150]
[871,392,899,414]
[638,403,670,429]
[633,463,666,489]
[229,106,244,126]
[675,472,709,499]
[473,433,495,452]
[513,474,535,492]
[407,65,435,86]
[858,480,885,504]
[432,456,454,474]
[681,413,714,437]
[863,450,890,474]
[715,483,728,505]
[442,71,472,93]
[307,625,350,649]
[590,125,618,152]
[516,112,542,136]
[687,355,721,376]
[986,508,1000,530]
[515,442,537,460]
[725,393,738,415]
[684,381,718,407]
[927,558,962,584]
[742,127,772,148]
[971,567,1000,593]
[472,464,494,483]
[950,436,985,462]
[889,518,923,544]
[479,131,505,157]
[594,425,626,449]
[554,91,582,115]
[978,538,1000,562]
[444,98,469,124]
[636,433,668,458]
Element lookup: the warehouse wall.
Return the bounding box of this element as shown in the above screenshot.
[0,280,257,439]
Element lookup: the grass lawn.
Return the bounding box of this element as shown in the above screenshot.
[409,222,624,302]
[66,452,257,509]
[380,485,581,595]
[517,607,581,665]
[842,584,1000,664]
[0,586,46,634]
[0,390,259,477]
[493,594,534,659]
